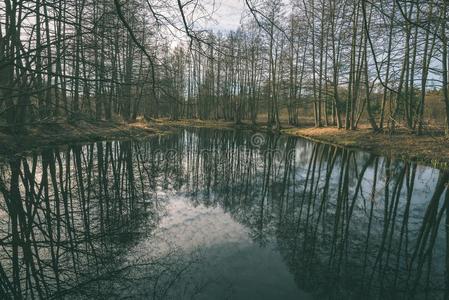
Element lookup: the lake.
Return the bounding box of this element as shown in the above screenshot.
[0,128,447,299]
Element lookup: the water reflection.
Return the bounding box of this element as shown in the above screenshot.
[0,128,448,299]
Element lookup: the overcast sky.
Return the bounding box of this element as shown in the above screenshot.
[204,0,245,32]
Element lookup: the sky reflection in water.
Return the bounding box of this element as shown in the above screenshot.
[0,128,447,299]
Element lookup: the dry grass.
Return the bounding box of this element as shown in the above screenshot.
[283,126,449,170]
[0,120,165,155]
[154,117,449,170]
[148,118,237,129]
[2,117,449,170]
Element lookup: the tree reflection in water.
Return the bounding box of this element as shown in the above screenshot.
[0,128,448,299]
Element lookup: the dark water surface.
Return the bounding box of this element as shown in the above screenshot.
[0,128,448,299]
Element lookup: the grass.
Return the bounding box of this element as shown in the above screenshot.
[147,118,253,129]
[282,126,449,170]
[2,117,449,171]
[0,119,167,156]
[153,118,449,170]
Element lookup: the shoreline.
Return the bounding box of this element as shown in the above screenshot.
[151,119,449,170]
[1,118,448,170]
[0,120,168,156]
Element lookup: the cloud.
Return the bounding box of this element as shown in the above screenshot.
[204,0,245,32]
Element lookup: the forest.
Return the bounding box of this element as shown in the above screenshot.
[2,0,449,135]
[3,1,449,299]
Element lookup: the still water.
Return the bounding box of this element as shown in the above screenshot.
[0,128,448,299]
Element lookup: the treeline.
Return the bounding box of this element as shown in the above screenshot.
[2,0,449,134]
[171,0,449,133]
[0,0,190,123]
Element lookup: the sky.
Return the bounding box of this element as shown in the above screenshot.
[204,0,245,32]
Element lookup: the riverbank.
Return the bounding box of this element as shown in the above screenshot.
[1,118,449,170]
[149,118,449,170]
[0,120,165,155]
[282,126,449,170]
